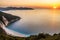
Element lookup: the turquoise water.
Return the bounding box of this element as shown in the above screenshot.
[3,9,60,35]
[7,20,33,35]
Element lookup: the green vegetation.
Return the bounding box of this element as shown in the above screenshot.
[0,33,60,40]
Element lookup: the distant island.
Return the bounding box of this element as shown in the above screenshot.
[0,7,34,11]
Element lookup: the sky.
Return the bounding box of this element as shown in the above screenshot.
[0,0,60,8]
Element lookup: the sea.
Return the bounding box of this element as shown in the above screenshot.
[2,9,60,36]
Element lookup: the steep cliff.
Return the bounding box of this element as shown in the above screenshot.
[0,11,21,26]
[0,11,21,35]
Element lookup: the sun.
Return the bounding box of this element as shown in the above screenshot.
[53,6,57,9]
[53,4,57,9]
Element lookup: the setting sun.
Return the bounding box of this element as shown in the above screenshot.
[0,0,60,8]
[53,6,57,9]
[0,0,60,39]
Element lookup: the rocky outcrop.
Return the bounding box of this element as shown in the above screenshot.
[0,11,21,35]
[0,21,6,34]
[0,11,21,26]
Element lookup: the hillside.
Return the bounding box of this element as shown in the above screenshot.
[0,11,21,39]
[0,11,20,26]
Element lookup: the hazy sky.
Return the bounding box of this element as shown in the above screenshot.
[0,0,60,8]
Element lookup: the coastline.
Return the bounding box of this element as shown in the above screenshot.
[7,16,20,27]
[0,11,21,27]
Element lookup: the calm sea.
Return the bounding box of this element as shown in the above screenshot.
[3,9,60,35]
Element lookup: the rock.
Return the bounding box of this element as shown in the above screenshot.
[0,11,21,35]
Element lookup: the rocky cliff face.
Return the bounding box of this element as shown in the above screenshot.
[0,11,20,25]
[0,11,20,34]
[0,21,6,34]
